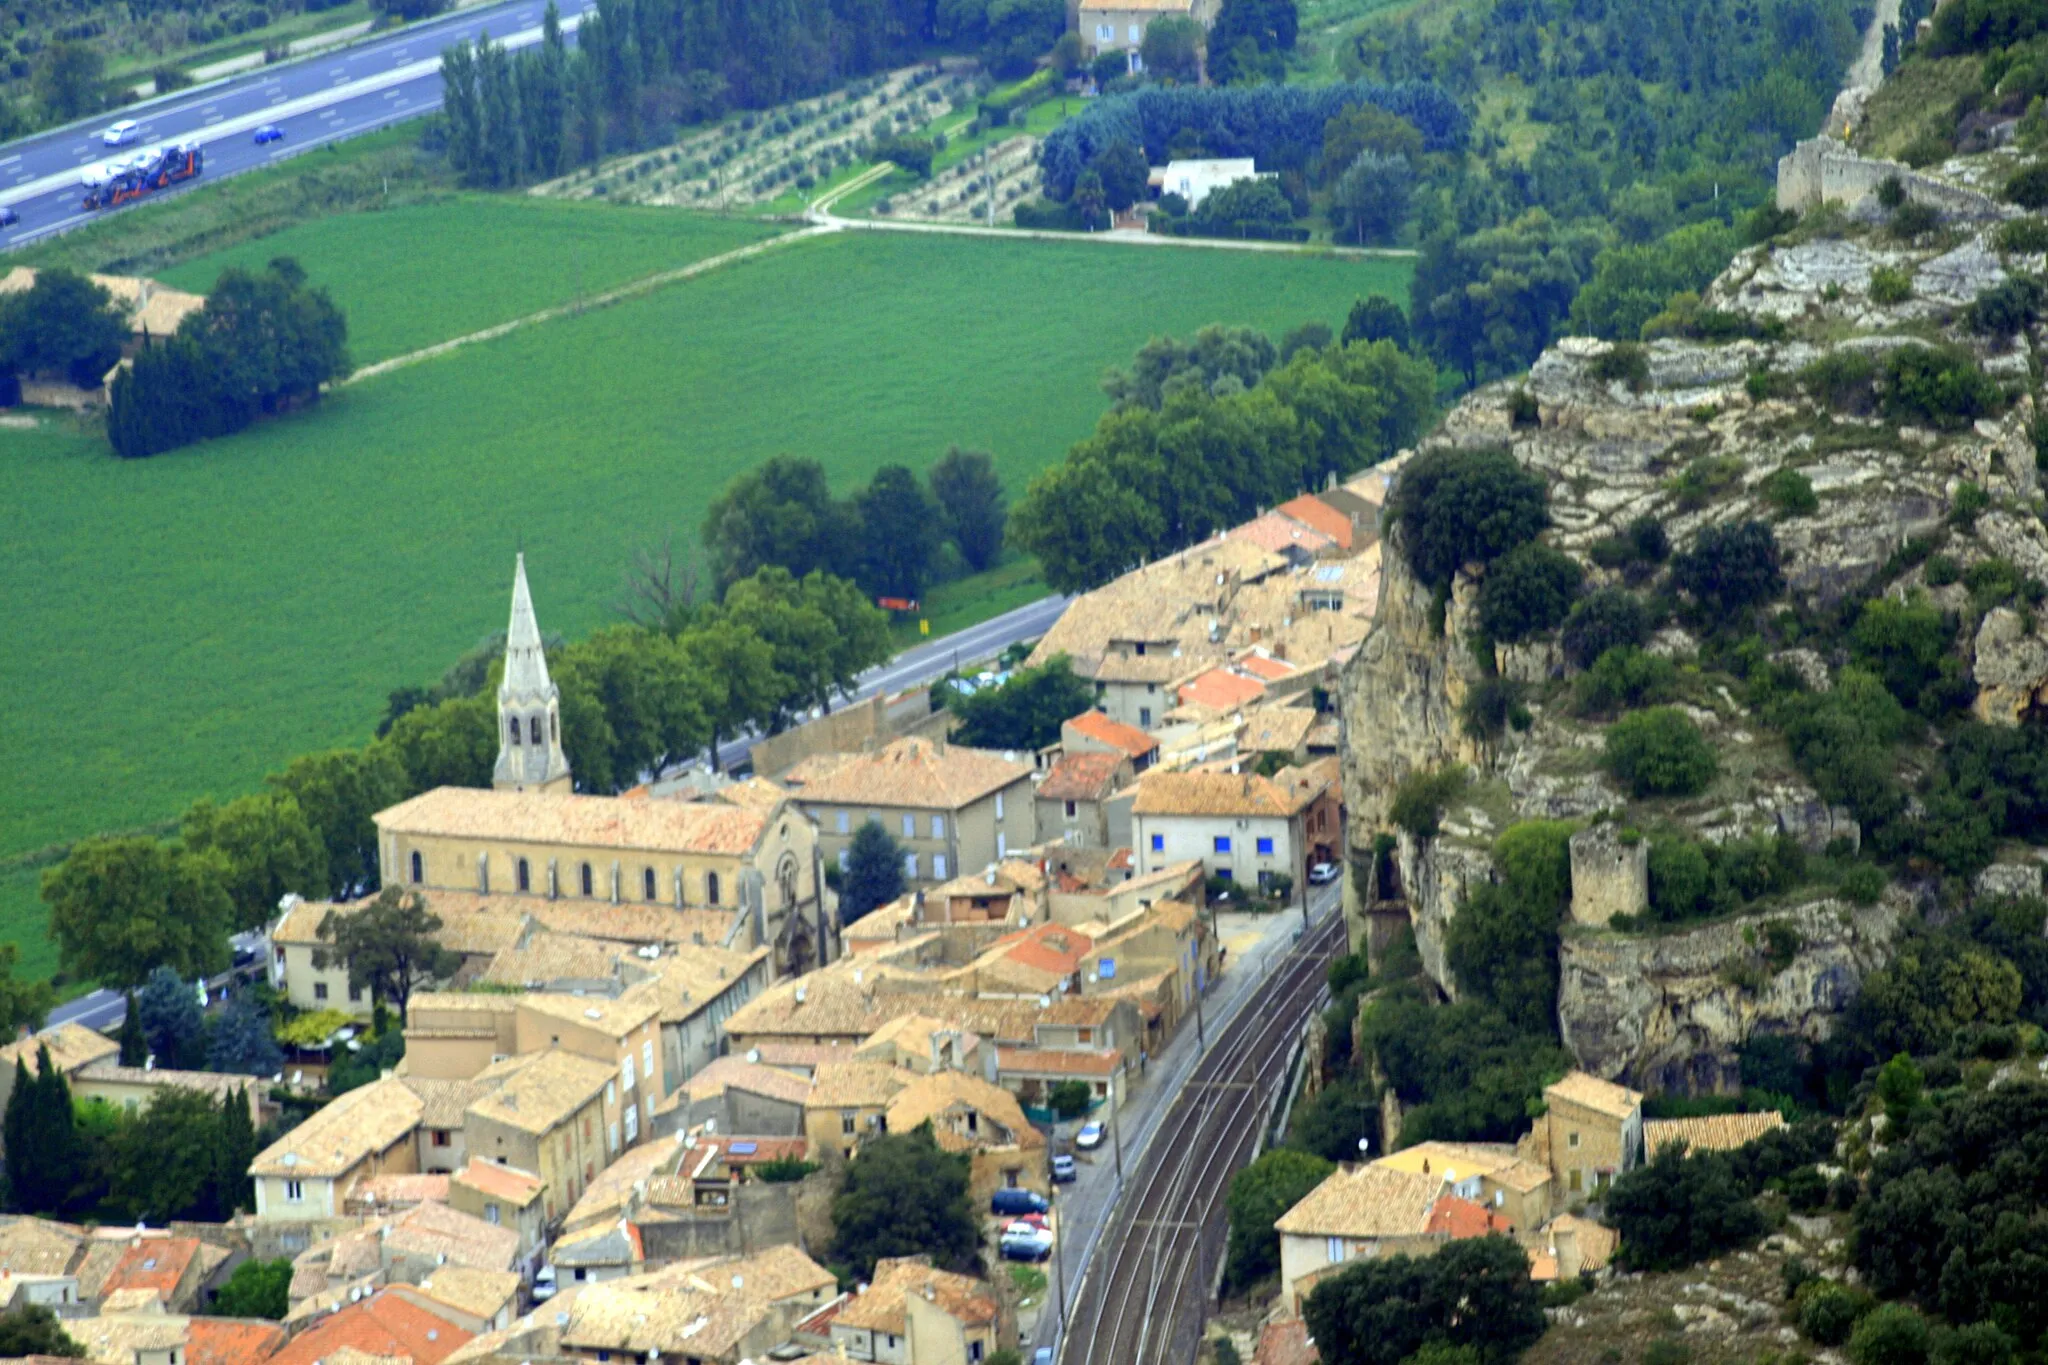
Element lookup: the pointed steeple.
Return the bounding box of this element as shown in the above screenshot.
[493,553,573,795]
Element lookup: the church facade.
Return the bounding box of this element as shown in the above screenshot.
[372,555,834,974]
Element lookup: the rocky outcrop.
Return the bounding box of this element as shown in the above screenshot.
[1558,896,1906,1092]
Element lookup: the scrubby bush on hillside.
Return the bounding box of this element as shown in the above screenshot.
[1390,446,1549,590]
[1761,468,1819,517]
[1389,765,1467,839]
[1604,707,1718,797]
[1573,645,1678,716]
[1883,345,2002,429]
[1477,542,1582,642]
[1670,520,1785,617]
[1801,349,1879,412]
[1561,587,1653,669]
[1966,275,2046,335]
[2005,161,2048,209]
[1868,265,1914,305]
[1609,1144,1770,1272]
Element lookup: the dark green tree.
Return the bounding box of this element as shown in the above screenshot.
[1669,520,1784,617]
[1560,588,1652,669]
[43,837,232,988]
[856,464,942,600]
[31,42,103,121]
[103,1088,233,1222]
[116,993,146,1067]
[0,1303,83,1356]
[315,887,460,1015]
[1089,141,1150,212]
[209,1257,291,1319]
[138,965,205,1070]
[1048,1078,1092,1118]
[1476,542,1582,643]
[206,996,283,1078]
[1303,1236,1545,1365]
[703,455,860,593]
[1331,151,1414,245]
[1225,1148,1334,1290]
[181,791,329,933]
[842,820,906,924]
[1443,820,1573,1033]
[4,1047,82,1215]
[1342,294,1409,349]
[1608,1144,1768,1272]
[675,612,780,771]
[1390,446,1549,590]
[268,745,409,898]
[829,1125,980,1279]
[948,657,1096,750]
[216,1089,258,1216]
[928,447,1008,573]
[1140,15,1204,82]
[1604,707,1719,797]
[0,268,128,387]
[187,259,351,425]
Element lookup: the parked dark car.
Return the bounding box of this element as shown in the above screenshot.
[253,124,285,144]
[1000,1232,1052,1262]
[0,206,17,228]
[991,1188,1050,1216]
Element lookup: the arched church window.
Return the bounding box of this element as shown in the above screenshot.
[508,719,522,746]
[706,872,721,905]
[581,863,594,897]
[518,858,531,893]
[643,868,657,901]
[410,851,424,884]
[530,714,545,746]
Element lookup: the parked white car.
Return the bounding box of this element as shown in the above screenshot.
[1075,1121,1105,1150]
[1309,862,1341,885]
[102,119,140,146]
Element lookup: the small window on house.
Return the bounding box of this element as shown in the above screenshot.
[517,858,531,893]
[285,1179,304,1202]
[1128,22,1140,39]
[1095,21,1112,38]
[642,1040,654,1083]
[581,863,594,897]
[934,855,948,879]
[838,850,850,872]
[313,983,328,1001]
[904,853,918,879]
[707,872,721,905]
[902,814,915,839]
[409,850,423,884]
[1214,836,1232,854]
[1258,837,1275,855]
[1139,706,1153,727]
[931,815,945,839]
[1326,1237,1344,1263]
[995,792,1005,820]
[275,948,285,967]
[1078,1028,1092,1043]
[644,868,657,901]
[1568,1132,1580,1149]
[997,834,1007,859]
[972,1344,984,1363]
[1151,834,1164,852]
[622,1055,636,1091]
[842,1111,857,1135]
[1065,801,1078,819]
[484,1203,501,1225]
[432,1130,450,1147]
[1569,1169,1582,1192]
[348,984,362,1003]
[836,811,850,834]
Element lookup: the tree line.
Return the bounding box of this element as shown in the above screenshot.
[702,446,1008,603]
[37,560,891,993]
[1007,317,1436,594]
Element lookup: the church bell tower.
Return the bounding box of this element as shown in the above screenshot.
[493,553,573,794]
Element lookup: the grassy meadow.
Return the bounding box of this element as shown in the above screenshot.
[3,218,1410,973]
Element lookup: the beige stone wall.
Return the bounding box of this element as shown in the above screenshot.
[1544,1098,1633,1203]
[1567,827,1648,927]
[278,940,367,1016]
[1775,136,2006,217]
[1279,1231,1443,1309]
[465,1091,609,1224]
[808,775,1036,885]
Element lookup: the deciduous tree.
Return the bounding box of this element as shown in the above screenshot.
[1224,1148,1334,1290]
[856,464,942,600]
[842,821,906,924]
[43,838,231,988]
[947,656,1095,751]
[315,887,460,1015]
[829,1125,980,1279]
[928,448,1008,574]
[181,791,329,932]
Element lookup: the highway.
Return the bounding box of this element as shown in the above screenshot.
[1046,894,1345,1365]
[0,0,594,249]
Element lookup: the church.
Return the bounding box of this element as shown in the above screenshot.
[371,555,834,975]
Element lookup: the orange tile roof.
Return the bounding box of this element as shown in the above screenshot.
[1254,1315,1320,1365]
[1065,711,1159,758]
[102,1238,199,1299]
[833,1258,998,1334]
[995,1046,1122,1077]
[452,1159,543,1206]
[1278,494,1355,550]
[268,1289,474,1365]
[1038,752,1128,804]
[1176,669,1267,711]
[1227,510,1336,557]
[186,1319,288,1365]
[1237,654,1297,682]
[992,924,1094,976]
[1424,1194,1512,1239]
[375,787,768,856]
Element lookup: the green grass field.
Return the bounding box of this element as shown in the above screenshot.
[156,197,783,366]
[1,222,1409,972]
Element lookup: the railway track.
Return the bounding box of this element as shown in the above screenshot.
[1057,910,1346,1365]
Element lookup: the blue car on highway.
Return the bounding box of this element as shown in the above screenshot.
[253,125,285,145]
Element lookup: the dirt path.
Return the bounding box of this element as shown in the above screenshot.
[341,228,827,385]
[1847,0,1903,92]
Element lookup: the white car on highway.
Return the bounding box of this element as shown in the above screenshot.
[102,119,140,146]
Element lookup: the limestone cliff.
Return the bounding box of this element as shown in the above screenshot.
[1338,146,2047,1090]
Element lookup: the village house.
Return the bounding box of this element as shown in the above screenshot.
[814,1255,1005,1364]
[1076,0,1200,72]
[266,1286,475,1365]
[787,737,1037,883]
[1060,710,1159,772]
[1520,1072,1645,1206]
[1643,1110,1787,1159]
[1034,750,1133,851]
[251,1076,426,1220]
[1132,768,1331,903]
[557,1260,811,1365]
[390,1267,524,1334]
[1273,1163,1512,1309]
[680,1056,813,1137]
[448,1159,548,1278]
[886,1070,1048,1200]
[457,1051,617,1223]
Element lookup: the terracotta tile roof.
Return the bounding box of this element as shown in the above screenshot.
[1644,1111,1787,1157]
[0,1221,85,1276]
[749,1039,858,1070]
[252,1076,424,1178]
[1254,1314,1320,1365]
[1278,493,1356,550]
[560,1275,774,1358]
[73,1242,129,1299]
[1065,711,1160,758]
[1275,1164,1443,1238]
[1038,752,1128,804]
[267,1288,474,1365]
[1237,653,1298,682]
[185,1318,287,1365]
[384,1201,520,1271]
[101,1238,199,1300]
[524,899,745,948]
[807,1060,912,1109]
[1040,996,1118,1026]
[1,1022,119,1077]
[644,944,771,1024]
[789,738,1032,811]
[1132,771,1312,819]
[995,1046,1121,1077]
[463,1050,611,1136]
[1424,1194,1512,1239]
[563,1137,685,1232]
[1228,510,1335,557]
[514,982,662,1038]
[885,1071,1041,1147]
[991,924,1094,977]
[684,1056,813,1107]
[407,1267,521,1322]
[375,787,769,856]
[479,931,624,987]
[666,1244,836,1304]
[1544,1072,1643,1121]
[1176,668,1268,712]
[1240,705,1318,754]
[834,1257,998,1334]
[451,1159,544,1206]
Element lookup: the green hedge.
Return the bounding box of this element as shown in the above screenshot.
[982,69,1054,122]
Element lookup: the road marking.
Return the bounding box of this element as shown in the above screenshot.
[271,94,287,104]
[12,174,27,184]
[202,104,217,113]
[329,65,346,74]
[205,115,223,125]
[0,155,16,167]
[385,88,404,98]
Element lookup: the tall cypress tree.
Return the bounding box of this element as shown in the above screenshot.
[116,994,145,1067]
[6,1047,80,1215]
[2,1058,33,1212]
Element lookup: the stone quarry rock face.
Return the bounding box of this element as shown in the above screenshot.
[1557,897,1905,1092]
[1336,209,2047,1087]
